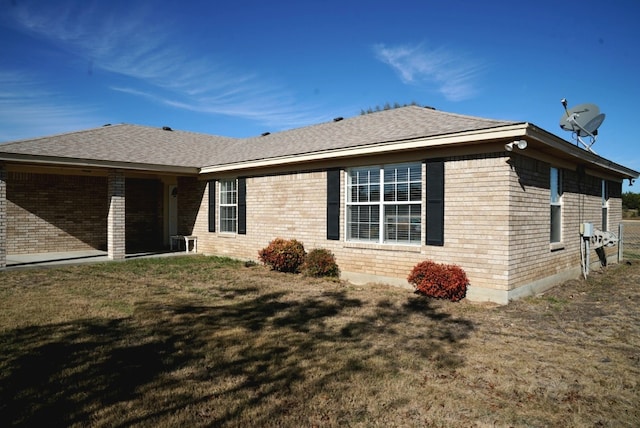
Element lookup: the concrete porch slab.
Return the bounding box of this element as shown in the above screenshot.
[5,249,190,269]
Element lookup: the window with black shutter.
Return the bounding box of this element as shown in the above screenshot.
[208,180,216,232]
[327,169,341,240]
[425,160,444,246]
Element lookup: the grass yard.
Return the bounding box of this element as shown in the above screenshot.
[1,255,639,427]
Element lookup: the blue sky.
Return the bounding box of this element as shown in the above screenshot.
[1,0,639,190]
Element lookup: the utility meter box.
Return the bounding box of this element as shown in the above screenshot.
[582,222,593,237]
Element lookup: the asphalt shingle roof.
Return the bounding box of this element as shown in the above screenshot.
[224,106,516,165]
[0,106,517,169]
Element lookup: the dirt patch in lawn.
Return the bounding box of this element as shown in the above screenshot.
[1,256,638,427]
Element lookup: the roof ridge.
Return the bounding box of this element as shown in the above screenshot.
[401,105,515,123]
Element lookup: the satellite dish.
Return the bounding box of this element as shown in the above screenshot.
[583,113,605,134]
[559,100,605,153]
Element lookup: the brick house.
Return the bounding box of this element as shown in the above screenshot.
[1,106,637,303]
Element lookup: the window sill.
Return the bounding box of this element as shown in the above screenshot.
[550,242,565,252]
[344,241,422,253]
[217,232,237,239]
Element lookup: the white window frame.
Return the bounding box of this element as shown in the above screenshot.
[219,179,237,233]
[550,167,563,244]
[346,162,422,245]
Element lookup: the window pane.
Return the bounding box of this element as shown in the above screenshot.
[347,205,379,241]
[384,204,421,243]
[409,165,421,182]
[550,167,562,243]
[396,167,408,182]
[384,183,395,202]
[410,182,421,201]
[397,183,408,201]
[357,185,369,203]
[350,186,358,203]
[550,205,561,243]
[348,167,381,203]
[550,168,561,203]
[370,169,380,185]
[370,184,380,202]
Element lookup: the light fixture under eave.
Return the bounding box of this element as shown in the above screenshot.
[505,139,528,151]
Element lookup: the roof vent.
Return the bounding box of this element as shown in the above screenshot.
[261,132,271,136]
[333,117,344,122]
[162,126,173,131]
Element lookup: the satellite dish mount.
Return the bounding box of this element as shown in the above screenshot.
[559,99,605,154]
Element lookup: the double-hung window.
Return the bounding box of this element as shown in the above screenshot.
[347,163,421,244]
[220,179,237,233]
[550,167,563,243]
[601,180,609,231]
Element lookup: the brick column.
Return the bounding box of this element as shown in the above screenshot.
[0,163,6,269]
[107,170,126,260]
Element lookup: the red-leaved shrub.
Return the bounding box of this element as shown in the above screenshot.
[302,248,340,278]
[258,238,306,273]
[407,260,468,302]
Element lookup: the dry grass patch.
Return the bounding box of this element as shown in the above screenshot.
[1,255,639,427]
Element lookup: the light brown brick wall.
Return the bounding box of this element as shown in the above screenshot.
[7,172,108,254]
[107,170,126,260]
[192,153,625,299]
[194,171,332,261]
[507,155,622,289]
[438,154,511,289]
[177,176,207,236]
[194,156,515,293]
[0,164,6,267]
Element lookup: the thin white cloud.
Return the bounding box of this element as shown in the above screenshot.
[110,85,323,130]
[373,42,483,101]
[0,71,100,142]
[5,0,326,130]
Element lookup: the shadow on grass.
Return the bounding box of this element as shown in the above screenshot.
[0,288,473,426]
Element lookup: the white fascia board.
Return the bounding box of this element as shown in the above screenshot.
[0,153,199,174]
[199,124,530,174]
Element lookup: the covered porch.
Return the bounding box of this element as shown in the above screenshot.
[0,163,206,269]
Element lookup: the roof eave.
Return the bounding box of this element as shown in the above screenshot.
[199,123,530,174]
[200,122,639,180]
[0,153,199,175]
[525,124,640,179]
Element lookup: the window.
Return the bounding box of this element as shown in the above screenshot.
[550,167,562,243]
[347,163,421,244]
[220,179,237,233]
[602,180,609,231]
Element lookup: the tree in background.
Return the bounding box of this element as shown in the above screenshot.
[360,101,435,115]
[622,192,640,211]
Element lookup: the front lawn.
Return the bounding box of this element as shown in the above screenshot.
[1,255,638,427]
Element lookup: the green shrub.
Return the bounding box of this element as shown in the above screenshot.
[408,260,468,302]
[258,238,306,273]
[303,248,340,278]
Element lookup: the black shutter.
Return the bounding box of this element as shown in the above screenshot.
[426,160,444,246]
[237,177,247,235]
[326,169,340,240]
[208,180,216,232]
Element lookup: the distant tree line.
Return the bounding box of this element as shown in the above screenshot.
[360,101,435,115]
[622,192,640,210]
